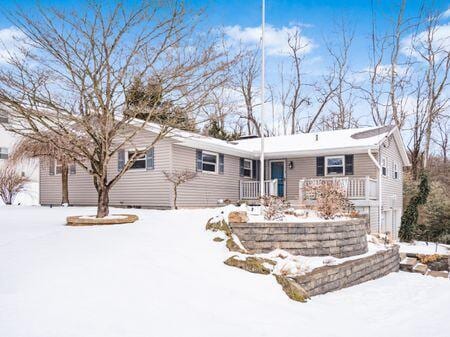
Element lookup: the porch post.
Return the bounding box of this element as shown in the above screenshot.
[365,176,370,201]
[299,179,305,204]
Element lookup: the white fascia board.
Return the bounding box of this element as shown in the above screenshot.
[175,138,378,160]
[174,138,253,158]
[379,126,411,166]
[260,146,379,159]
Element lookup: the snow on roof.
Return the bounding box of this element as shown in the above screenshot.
[232,126,392,155]
[142,122,408,162]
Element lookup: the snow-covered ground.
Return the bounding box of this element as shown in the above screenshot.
[399,240,449,255]
[1,206,449,337]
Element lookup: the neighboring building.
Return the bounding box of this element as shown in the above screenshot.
[39,124,410,236]
[0,113,39,205]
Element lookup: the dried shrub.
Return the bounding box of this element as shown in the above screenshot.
[0,165,31,205]
[305,182,354,219]
[418,254,442,264]
[261,195,290,221]
[163,170,197,209]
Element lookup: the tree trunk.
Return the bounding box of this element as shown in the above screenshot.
[61,162,69,205]
[291,111,295,135]
[173,185,178,210]
[96,184,110,218]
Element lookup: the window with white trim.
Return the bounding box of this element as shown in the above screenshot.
[243,159,252,177]
[0,147,8,160]
[55,161,63,174]
[201,151,218,173]
[325,156,344,176]
[393,162,399,179]
[128,151,146,170]
[381,157,387,176]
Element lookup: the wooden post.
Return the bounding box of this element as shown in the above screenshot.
[299,179,305,204]
[365,176,370,201]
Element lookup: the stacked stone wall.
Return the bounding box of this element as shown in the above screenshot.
[294,246,400,296]
[231,219,368,258]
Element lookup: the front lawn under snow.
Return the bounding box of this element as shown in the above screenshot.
[1,206,449,337]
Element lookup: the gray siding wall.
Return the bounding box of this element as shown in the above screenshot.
[171,145,243,207]
[40,130,173,208]
[379,134,404,236]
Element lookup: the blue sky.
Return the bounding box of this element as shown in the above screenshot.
[1,0,448,73]
[0,0,449,132]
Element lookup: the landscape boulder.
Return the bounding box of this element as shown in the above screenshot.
[275,275,309,302]
[228,211,248,223]
[224,256,275,275]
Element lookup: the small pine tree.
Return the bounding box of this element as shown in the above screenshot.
[399,171,430,242]
[206,120,240,141]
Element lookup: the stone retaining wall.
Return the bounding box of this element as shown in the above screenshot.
[230,219,368,258]
[293,245,400,297]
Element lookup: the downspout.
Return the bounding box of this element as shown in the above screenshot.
[368,148,382,233]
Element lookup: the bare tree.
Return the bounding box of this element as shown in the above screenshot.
[320,20,358,130]
[432,116,449,164]
[406,78,428,179]
[360,0,414,128]
[10,136,77,205]
[232,47,261,136]
[0,1,233,217]
[283,29,310,134]
[163,170,197,209]
[412,10,450,168]
[0,162,31,205]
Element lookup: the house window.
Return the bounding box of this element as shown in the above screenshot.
[243,159,252,177]
[128,151,146,170]
[325,156,344,176]
[393,162,399,179]
[381,157,387,176]
[0,147,8,160]
[202,151,218,173]
[55,161,63,174]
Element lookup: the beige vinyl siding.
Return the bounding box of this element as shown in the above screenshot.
[379,135,404,235]
[284,153,378,201]
[380,135,403,210]
[171,145,242,207]
[369,205,379,233]
[40,129,173,208]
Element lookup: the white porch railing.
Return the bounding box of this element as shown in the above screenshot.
[239,179,278,200]
[299,176,378,202]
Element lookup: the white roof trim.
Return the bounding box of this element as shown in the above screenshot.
[378,126,411,166]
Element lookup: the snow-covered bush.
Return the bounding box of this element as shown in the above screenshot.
[305,182,353,219]
[261,195,289,221]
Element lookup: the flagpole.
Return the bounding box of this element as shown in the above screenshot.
[260,0,265,199]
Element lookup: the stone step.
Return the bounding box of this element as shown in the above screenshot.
[412,263,428,275]
[427,270,449,279]
[400,257,417,272]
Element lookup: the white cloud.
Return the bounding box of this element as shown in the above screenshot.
[0,26,28,64]
[401,23,450,59]
[224,24,315,56]
[442,8,450,18]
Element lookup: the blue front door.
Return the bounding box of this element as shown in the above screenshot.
[270,161,285,197]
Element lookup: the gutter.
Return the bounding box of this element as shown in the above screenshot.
[368,148,382,233]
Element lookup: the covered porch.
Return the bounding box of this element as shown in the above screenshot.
[239,176,378,203]
[299,176,378,203]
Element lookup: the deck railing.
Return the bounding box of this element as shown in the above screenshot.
[299,176,378,202]
[239,179,278,200]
